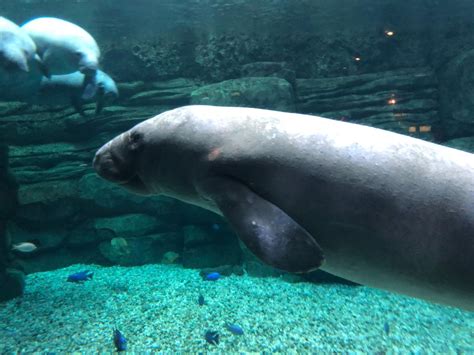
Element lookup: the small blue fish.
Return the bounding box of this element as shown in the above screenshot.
[113,328,127,351]
[204,272,220,281]
[383,322,390,335]
[67,270,93,283]
[198,294,205,306]
[205,330,219,345]
[226,323,244,335]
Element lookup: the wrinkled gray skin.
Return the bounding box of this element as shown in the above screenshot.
[31,70,119,115]
[0,17,38,73]
[93,105,474,311]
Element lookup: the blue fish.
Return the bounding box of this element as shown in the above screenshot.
[198,294,205,306]
[113,328,127,352]
[383,322,390,335]
[204,272,220,281]
[67,270,93,283]
[226,323,244,335]
[205,330,219,345]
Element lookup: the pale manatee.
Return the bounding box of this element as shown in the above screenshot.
[21,17,101,99]
[0,17,43,102]
[0,16,39,73]
[93,105,474,311]
[30,70,119,115]
[21,17,100,76]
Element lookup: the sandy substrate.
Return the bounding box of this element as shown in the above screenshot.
[0,264,472,353]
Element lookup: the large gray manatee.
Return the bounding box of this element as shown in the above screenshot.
[93,105,474,311]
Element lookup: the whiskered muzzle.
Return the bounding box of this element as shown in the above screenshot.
[93,132,141,186]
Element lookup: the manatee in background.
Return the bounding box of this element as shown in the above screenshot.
[93,105,474,311]
[0,17,43,102]
[0,16,39,73]
[32,70,119,115]
[21,17,100,76]
[21,17,101,99]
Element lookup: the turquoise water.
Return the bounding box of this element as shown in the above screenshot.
[1,1,473,352]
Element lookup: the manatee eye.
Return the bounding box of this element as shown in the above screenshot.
[74,51,82,58]
[128,131,143,151]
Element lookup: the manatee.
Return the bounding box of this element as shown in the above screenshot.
[93,105,474,311]
[0,17,43,102]
[31,70,118,115]
[0,16,40,72]
[21,17,100,76]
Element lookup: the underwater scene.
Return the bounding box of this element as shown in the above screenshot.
[0,0,473,353]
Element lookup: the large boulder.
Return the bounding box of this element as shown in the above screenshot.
[190,77,296,112]
[16,180,80,224]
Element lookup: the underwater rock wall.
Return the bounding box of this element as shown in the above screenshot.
[438,50,474,139]
[98,30,429,83]
[2,0,470,82]
[296,67,439,139]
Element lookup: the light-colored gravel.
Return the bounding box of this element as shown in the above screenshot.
[0,264,472,353]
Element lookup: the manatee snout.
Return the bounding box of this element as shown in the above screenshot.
[93,140,125,184]
[93,131,138,183]
[93,129,149,196]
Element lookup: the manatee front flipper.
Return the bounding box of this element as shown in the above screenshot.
[81,74,98,101]
[197,177,324,273]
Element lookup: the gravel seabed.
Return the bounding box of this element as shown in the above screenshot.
[0,264,472,353]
